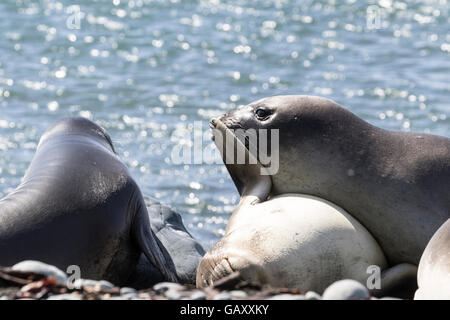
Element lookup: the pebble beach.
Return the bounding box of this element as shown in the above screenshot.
[0,260,401,300]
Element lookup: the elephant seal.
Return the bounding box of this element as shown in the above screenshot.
[415,219,450,300]
[198,119,415,297]
[197,193,389,293]
[216,95,450,267]
[0,117,181,285]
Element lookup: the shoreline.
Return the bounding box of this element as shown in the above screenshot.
[0,261,399,300]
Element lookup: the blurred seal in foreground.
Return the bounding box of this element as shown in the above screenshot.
[0,117,203,286]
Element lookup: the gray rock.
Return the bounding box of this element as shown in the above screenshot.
[322,279,370,300]
[120,287,137,295]
[269,294,305,300]
[185,291,206,300]
[12,260,67,284]
[230,290,247,298]
[0,296,10,300]
[47,294,82,300]
[120,292,139,300]
[305,291,322,300]
[213,291,232,300]
[164,289,182,300]
[153,282,185,292]
[98,280,115,290]
[73,279,115,291]
[379,296,402,300]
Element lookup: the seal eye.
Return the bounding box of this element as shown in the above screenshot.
[255,108,270,120]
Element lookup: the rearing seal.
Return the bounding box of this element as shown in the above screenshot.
[217,95,450,267]
[197,119,390,294]
[0,117,181,285]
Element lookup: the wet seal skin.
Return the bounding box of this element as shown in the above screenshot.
[199,95,450,298]
[218,95,450,266]
[198,118,392,296]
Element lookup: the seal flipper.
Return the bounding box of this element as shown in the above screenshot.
[370,263,418,299]
[131,193,178,283]
[146,197,205,285]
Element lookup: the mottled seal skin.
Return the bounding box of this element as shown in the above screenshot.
[219,95,450,267]
[415,219,450,300]
[0,117,178,285]
[126,196,205,288]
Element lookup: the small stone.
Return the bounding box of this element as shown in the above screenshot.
[305,291,322,300]
[47,294,81,300]
[229,290,247,298]
[164,289,182,300]
[0,296,10,300]
[73,279,114,291]
[380,297,402,300]
[12,260,67,284]
[322,279,370,300]
[73,279,95,289]
[213,291,232,300]
[153,282,185,292]
[186,291,206,300]
[98,280,115,290]
[269,294,305,300]
[120,287,137,295]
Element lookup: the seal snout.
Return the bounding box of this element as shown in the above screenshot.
[196,241,270,288]
[196,255,235,288]
[209,118,218,129]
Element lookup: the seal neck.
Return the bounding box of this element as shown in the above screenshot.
[211,118,272,206]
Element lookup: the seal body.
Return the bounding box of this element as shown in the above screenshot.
[415,219,450,300]
[126,196,205,287]
[219,95,450,265]
[197,118,398,295]
[0,117,178,285]
[197,194,388,293]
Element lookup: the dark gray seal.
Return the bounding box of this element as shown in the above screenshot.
[217,95,449,283]
[0,117,203,286]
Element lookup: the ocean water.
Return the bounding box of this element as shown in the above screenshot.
[0,0,448,250]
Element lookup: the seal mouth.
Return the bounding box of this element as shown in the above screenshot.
[209,118,218,141]
[196,248,271,289]
[210,117,249,150]
[196,256,235,288]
